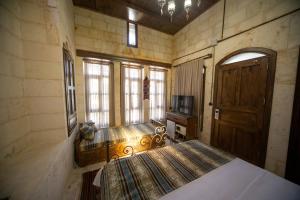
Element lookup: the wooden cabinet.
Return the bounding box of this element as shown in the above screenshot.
[166,112,197,140]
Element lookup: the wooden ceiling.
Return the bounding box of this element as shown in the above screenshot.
[72,0,219,35]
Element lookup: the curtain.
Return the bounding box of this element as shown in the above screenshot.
[85,61,114,128]
[174,59,205,136]
[121,65,143,125]
[149,69,166,120]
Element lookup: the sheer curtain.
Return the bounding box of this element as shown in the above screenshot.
[174,59,204,136]
[149,69,166,120]
[121,65,143,125]
[85,60,114,128]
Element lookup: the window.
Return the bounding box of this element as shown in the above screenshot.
[222,52,266,65]
[149,69,166,120]
[127,22,138,47]
[84,60,112,128]
[63,47,77,135]
[122,64,143,125]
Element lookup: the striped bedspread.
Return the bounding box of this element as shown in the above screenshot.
[99,140,234,200]
[104,123,159,144]
[80,122,158,150]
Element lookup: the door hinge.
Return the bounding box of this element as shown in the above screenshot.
[202,68,205,74]
[266,64,269,70]
[263,98,266,105]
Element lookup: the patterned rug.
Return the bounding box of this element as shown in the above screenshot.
[81,169,100,200]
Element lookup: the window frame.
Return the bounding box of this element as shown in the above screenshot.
[122,64,144,125]
[149,68,167,121]
[63,46,77,136]
[84,59,113,128]
[127,21,138,48]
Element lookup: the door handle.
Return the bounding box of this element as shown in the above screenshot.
[214,108,220,120]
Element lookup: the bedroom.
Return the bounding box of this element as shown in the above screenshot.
[0,0,300,199]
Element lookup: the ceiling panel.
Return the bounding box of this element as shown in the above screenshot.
[73,0,219,35]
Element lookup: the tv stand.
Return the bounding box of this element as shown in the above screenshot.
[166,112,197,141]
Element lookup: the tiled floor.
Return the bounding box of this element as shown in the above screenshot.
[62,161,106,200]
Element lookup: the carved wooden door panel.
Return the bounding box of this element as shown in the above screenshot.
[212,57,269,167]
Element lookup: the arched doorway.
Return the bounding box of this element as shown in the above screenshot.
[211,48,277,167]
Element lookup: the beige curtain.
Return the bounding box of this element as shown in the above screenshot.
[174,59,205,137]
[84,60,115,128]
[121,65,144,125]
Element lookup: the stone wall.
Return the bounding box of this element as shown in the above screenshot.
[74,6,173,125]
[223,0,300,37]
[173,0,224,59]
[172,0,300,176]
[0,0,30,161]
[74,6,173,64]
[0,0,76,199]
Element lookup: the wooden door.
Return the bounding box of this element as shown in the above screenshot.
[212,56,271,167]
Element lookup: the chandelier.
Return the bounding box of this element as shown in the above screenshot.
[158,0,202,22]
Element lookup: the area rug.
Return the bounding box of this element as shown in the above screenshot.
[80,169,100,200]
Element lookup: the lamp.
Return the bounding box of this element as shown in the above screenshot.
[184,0,192,20]
[197,0,202,7]
[157,0,166,15]
[168,0,176,22]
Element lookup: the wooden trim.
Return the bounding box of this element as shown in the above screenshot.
[285,47,300,184]
[211,47,277,167]
[173,53,213,67]
[200,65,206,132]
[221,0,226,39]
[173,45,215,63]
[216,47,276,66]
[76,49,171,68]
[121,63,143,69]
[83,58,113,65]
[149,66,168,72]
[63,47,77,136]
[127,21,138,48]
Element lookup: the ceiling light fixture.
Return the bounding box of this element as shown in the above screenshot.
[159,0,202,23]
[168,0,176,22]
[157,0,166,15]
[197,0,202,7]
[184,0,192,20]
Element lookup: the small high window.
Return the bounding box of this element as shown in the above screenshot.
[127,22,138,48]
[222,52,266,65]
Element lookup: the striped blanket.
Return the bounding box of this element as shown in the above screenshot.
[80,123,159,151]
[99,140,234,200]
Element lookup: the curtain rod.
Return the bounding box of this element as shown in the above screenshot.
[173,53,213,67]
[172,45,215,62]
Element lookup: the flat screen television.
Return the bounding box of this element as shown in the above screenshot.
[171,95,194,116]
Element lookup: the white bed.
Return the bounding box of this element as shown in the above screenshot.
[93,140,300,200]
[160,158,300,200]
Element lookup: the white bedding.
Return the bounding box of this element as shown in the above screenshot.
[160,158,300,200]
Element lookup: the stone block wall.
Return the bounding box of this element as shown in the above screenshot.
[0,0,77,199]
[223,0,300,38]
[172,0,300,177]
[74,6,173,125]
[173,0,224,59]
[74,6,173,64]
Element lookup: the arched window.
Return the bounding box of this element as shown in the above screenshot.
[222,52,266,65]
